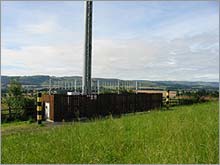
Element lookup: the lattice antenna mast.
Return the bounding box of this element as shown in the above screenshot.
[82,1,93,95]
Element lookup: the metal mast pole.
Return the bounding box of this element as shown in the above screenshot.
[49,79,51,95]
[117,79,120,94]
[135,81,138,94]
[97,80,100,95]
[82,1,93,95]
[74,80,77,93]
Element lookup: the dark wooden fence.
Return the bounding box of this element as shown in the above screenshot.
[43,93,163,121]
[1,106,36,121]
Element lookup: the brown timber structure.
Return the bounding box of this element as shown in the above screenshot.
[42,93,162,122]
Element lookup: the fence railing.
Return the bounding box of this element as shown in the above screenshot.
[1,106,36,121]
[1,96,203,122]
[162,97,201,107]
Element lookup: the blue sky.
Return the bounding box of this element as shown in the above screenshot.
[1,1,219,81]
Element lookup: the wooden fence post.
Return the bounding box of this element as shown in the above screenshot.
[37,93,42,124]
[8,106,12,119]
[166,90,170,109]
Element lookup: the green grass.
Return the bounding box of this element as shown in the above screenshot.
[1,101,219,164]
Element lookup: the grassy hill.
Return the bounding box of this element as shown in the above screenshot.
[1,101,219,164]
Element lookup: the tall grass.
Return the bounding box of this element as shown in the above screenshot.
[1,101,219,164]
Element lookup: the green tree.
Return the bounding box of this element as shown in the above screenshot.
[4,80,25,118]
[2,80,36,121]
[7,79,23,97]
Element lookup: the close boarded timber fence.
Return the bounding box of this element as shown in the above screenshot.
[42,93,163,122]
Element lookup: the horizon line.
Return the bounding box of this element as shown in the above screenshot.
[1,75,219,83]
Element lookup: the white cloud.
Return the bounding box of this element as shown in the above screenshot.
[2,44,84,76]
[2,29,218,81]
[23,21,58,34]
[1,1,219,81]
[92,39,159,77]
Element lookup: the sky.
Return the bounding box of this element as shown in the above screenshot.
[1,1,219,81]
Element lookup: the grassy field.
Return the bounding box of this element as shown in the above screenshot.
[1,101,219,164]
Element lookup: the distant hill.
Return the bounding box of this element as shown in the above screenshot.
[1,75,219,91]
